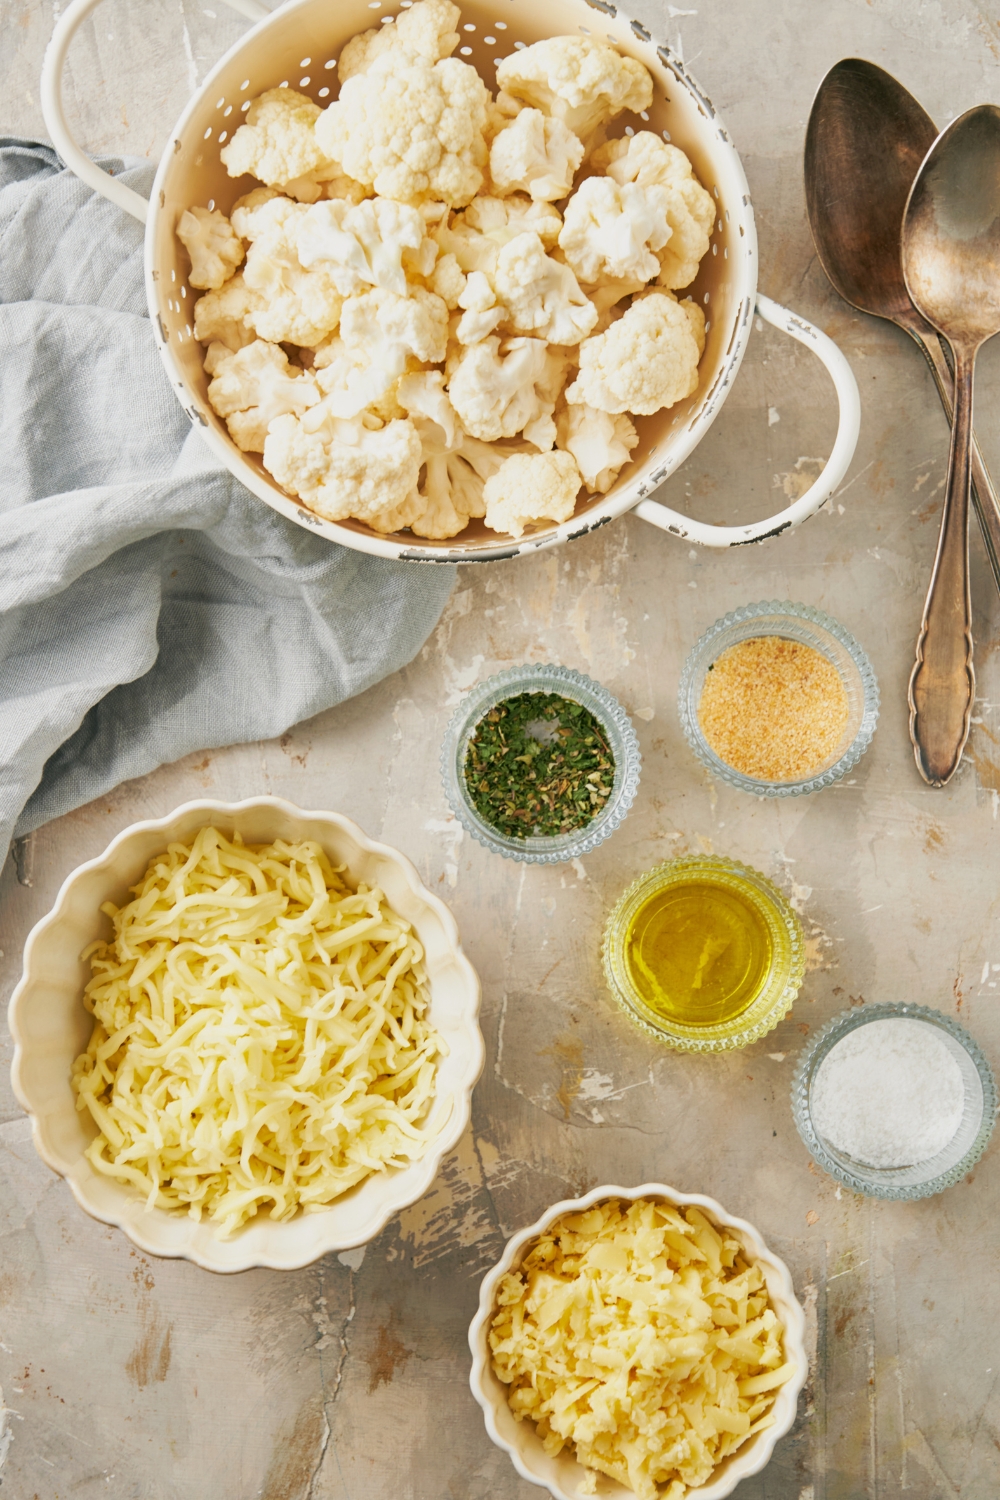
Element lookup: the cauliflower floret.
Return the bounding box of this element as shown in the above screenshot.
[342,284,448,365]
[433,195,563,275]
[220,88,342,203]
[592,132,715,289]
[309,286,448,419]
[557,176,671,284]
[316,54,490,207]
[430,251,466,308]
[482,448,582,537]
[229,187,284,241]
[556,402,638,492]
[484,89,524,144]
[206,339,320,451]
[176,206,244,290]
[489,108,584,201]
[449,333,560,438]
[338,0,460,81]
[447,334,552,441]
[397,371,486,538]
[523,347,572,451]
[493,232,598,346]
[264,410,424,531]
[496,36,653,140]
[296,197,434,298]
[398,369,462,450]
[565,291,703,414]
[455,270,505,344]
[193,272,264,352]
[242,204,344,346]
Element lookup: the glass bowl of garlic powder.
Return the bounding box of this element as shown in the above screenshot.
[678,601,879,797]
[791,1003,997,1200]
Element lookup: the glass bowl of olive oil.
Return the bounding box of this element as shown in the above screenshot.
[602,856,805,1051]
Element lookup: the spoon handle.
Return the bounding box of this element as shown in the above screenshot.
[909,343,976,787]
[910,327,1000,591]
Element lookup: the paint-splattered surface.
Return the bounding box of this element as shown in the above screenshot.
[3,0,1000,1495]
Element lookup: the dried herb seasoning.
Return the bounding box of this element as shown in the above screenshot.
[464,691,616,839]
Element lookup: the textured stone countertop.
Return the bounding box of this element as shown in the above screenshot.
[3,1,1000,1496]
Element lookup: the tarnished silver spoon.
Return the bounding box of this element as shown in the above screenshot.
[805,58,1000,591]
[902,106,1000,786]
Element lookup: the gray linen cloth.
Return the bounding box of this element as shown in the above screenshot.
[0,140,455,861]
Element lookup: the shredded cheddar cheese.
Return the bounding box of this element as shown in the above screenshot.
[71,827,445,1237]
[489,1198,795,1499]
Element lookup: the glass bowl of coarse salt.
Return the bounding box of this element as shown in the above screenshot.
[791,1004,997,1200]
[677,601,879,797]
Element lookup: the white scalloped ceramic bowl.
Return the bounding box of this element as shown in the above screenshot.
[469,1183,806,1500]
[9,797,484,1274]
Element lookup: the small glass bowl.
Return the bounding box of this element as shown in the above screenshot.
[791,1003,997,1200]
[441,664,641,865]
[602,855,805,1052]
[677,600,880,797]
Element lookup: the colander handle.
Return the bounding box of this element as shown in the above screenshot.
[40,0,270,225]
[633,293,861,547]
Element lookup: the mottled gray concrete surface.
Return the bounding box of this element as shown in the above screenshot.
[3,0,1000,1496]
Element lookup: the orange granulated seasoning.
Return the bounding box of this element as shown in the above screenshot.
[697,636,849,781]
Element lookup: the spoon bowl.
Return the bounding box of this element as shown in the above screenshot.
[805,58,936,330]
[903,109,1000,344]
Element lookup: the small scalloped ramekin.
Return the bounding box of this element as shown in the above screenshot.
[678,600,879,797]
[469,1182,807,1500]
[791,1003,997,1200]
[8,797,484,1273]
[602,856,805,1052]
[441,664,641,865]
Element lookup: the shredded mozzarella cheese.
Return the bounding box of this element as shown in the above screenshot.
[72,827,445,1237]
[489,1198,795,1499]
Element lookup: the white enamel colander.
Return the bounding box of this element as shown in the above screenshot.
[42,0,860,563]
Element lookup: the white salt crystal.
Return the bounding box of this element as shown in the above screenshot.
[811,1017,965,1169]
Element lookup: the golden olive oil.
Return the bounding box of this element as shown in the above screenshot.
[624,880,774,1026]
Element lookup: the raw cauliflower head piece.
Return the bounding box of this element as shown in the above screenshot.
[430,251,466,308]
[316,55,490,208]
[482,448,582,537]
[206,340,320,452]
[342,285,449,366]
[566,291,703,415]
[447,335,551,441]
[338,0,460,81]
[296,197,433,298]
[176,207,244,290]
[230,187,284,241]
[193,273,264,352]
[242,205,345,346]
[556,403,638,492]
[398,369,462,451]
[455,271,504,345]
[489,108,584,201]
[220,88,341,203]
[308,286,448,419]
[593,132,715,289]
[558,176,671,285]
[496,37,653,140]
[493,231,598,346]
[434,195,562,276]
[264,411,424,531]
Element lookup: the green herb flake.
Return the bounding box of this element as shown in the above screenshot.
[463,691,616,839]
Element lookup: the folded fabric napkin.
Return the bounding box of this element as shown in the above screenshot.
[0,139,455,862]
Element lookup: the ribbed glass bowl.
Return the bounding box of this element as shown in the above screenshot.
[602,855,805,1051]
[678,601,879,796]
[791,1003,997,1200]
[441,665,641,865]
